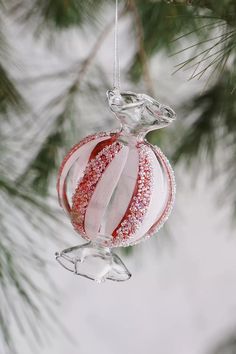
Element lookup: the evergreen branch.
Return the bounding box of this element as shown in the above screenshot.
[174,32,234,69]
[183,38,234,72]
[16,114,66,195]
[0,64,26,115]
[15,0,107,30]
[172,31,236,76]
[209,333,236,354]
[172,70,236,221]
[0,178,62,352]
[170,29,236,57]
[191,0,236,26]
[171,20,226,42]
[190,43,235,80]
[189,44,212,80]
[0,178,55,214]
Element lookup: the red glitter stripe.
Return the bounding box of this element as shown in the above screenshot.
[112,143,153,242]
[87,135,117,163]
[71,141,122,236]
[57,132,110,205]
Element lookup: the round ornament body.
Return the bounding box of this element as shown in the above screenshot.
[57,131,175,248]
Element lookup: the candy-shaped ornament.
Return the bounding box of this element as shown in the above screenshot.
[56,89,176,283]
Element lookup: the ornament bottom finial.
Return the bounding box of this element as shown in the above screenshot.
[55,238,131,283]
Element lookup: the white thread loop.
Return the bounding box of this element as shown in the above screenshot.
[113,0,121,91]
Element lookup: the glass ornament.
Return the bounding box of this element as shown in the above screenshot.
[55,89,176,283]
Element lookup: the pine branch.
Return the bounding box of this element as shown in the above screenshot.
[0,64,26,115]
[172,28,236,81]
[129,1,203,81]
[209,333,236,354]
[0,184,60,353]
[15,0,107,30]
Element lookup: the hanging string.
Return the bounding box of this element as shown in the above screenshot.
[113,0,121,91]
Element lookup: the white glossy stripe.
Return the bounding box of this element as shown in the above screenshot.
[145,147,175,237]
[85,146,129,240]
[58,136,110,215]
[104,146,139,235]
[131,148,167,243]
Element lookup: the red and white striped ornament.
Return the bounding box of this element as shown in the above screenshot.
[56,90,176,282]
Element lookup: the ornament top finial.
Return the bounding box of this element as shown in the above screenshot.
[107,89,176,135]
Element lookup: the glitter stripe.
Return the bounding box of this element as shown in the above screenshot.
[112,143,153,244]
[71,141,123,236]
[57,132,110,208]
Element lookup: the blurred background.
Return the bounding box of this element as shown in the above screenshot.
[1,1,236,353]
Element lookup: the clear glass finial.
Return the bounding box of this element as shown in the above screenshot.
[55,235,131,283]
[107,89,176,135]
